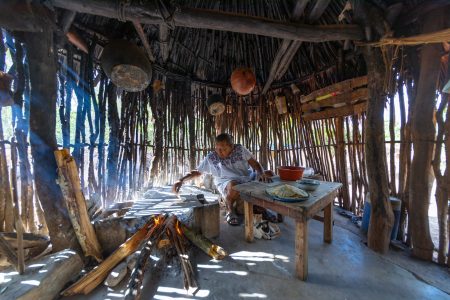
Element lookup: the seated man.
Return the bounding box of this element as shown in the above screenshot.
[172,133,272,226]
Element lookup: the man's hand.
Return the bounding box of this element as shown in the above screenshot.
[257,172,273,183]
[172,180,183,194]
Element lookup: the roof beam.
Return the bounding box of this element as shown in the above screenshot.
[132,21,156,62]
[50,0,363,42]
[262,0,331,94]
[261,0,309,94]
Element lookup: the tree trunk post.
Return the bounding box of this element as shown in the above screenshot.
[409,8,446,260]
[23,15,80,253]
[364,45,394,254]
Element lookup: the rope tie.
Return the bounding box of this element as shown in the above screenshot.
[117,0,131,22]
[157,0,179,30]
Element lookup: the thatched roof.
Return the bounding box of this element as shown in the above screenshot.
[58,0,429,92]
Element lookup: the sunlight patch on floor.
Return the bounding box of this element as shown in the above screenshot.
[239,293,268,298]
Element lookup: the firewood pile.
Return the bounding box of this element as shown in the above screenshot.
[62,213,226,299]
[0,150,226,300]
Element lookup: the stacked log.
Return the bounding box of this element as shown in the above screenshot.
[54,149,103,262]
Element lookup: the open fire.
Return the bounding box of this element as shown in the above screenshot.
[61,213,227,299]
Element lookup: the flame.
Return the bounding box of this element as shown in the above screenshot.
[154,215,162,226]
[175,220,183,236]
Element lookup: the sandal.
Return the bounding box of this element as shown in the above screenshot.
[254,221,281,240]
[226,212,241,226]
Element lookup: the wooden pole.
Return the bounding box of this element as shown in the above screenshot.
[132,20,155,63]
[351,0,393,254]
[23,9,80,253]
[409,8,445,260]
[336,117,350,210]
[261,0,309,94]
[364,45,393,253]
[10,141,25,274]
[50,0,363,42]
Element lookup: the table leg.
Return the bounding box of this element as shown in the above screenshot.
[244,201,254,242]
[295,217,308,280]
[323,202,333,243]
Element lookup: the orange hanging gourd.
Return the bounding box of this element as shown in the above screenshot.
[230,68,256,96]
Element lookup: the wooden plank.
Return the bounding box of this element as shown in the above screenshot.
[323,203,333,243]
[301,88,368,112]
[302,102,367,121]
[295,217,308,280]
[1,232,50,249]
[55,149,103,262]
[241,194,304,220]
[306,192,338,219]
[300,76,368,104]
[51,0,364,42]
[312,215,324,222]
[244,201,254,242]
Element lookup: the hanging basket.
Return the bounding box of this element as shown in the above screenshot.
[230,68,256,96]
[101,40,152,92]
[206,93,225,116]
[0,71,14,107]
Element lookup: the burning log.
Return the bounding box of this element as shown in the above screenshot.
[180,223,227,260]
[61,215,163,297]
[165,216,198,293]
[124,216,168,300]
[54,149,103,262]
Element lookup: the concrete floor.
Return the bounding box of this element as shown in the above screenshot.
[67,209,450,300]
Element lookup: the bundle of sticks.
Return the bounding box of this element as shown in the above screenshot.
[61,213,227,299]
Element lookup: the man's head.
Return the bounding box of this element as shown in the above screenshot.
[215,133,234,158]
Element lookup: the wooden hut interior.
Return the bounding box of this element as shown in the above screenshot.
[0,0,449,299]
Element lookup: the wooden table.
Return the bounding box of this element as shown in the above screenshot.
[234,180,342,280]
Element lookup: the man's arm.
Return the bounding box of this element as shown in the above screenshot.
[248,158,272,183]
[172,170,202,193]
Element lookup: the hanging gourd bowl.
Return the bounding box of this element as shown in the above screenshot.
[101,40,152,92]
[230,67,256,96]
[206,93,225,116]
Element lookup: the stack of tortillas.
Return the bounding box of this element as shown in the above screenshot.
[267,184,308,199]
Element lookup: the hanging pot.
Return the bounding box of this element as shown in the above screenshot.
[230,67,256,96]
[101,40,152,92]
[0,71,14,107]
[206,93,225,116]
